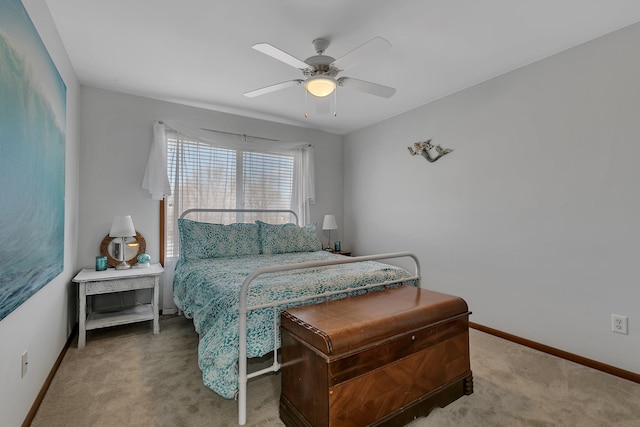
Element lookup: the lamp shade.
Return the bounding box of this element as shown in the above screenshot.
[305,76,337,98]
[322,214,338,231]
[109,215,136,237]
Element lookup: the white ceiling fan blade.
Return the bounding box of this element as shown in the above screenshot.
[244,80,303,98]
[252,43,309,70]
[330,37,391,71]
[338,77,396,98]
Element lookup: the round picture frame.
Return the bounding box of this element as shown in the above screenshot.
[99,231,146,267]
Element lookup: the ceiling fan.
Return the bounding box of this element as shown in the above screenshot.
[244,37,396,100]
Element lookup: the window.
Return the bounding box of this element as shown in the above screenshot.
[165,131,295,258]
[145,121,313,311]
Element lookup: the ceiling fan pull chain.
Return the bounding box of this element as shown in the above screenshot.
[333,88,337,117]
[304,89,309,118]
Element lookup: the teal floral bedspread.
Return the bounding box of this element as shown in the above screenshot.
[173,250,413,399]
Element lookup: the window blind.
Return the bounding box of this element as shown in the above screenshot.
[165,132,294,258]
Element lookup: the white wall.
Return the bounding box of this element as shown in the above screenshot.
[344,23,640,374]
[0,1,80,426]
[78,87,344,310]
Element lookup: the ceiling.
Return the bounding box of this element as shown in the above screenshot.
[45,0,640,135]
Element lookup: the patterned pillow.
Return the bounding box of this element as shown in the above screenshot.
[178,219,260,261]
[256,220,322,254]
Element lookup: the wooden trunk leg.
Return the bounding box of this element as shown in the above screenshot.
[464,373,474,395]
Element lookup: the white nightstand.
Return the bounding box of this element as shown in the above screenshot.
[73,263,164,348]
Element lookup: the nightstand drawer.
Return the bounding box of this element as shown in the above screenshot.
[85,276,155,295]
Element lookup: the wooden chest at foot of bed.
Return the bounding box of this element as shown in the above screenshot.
[279,285,473,427]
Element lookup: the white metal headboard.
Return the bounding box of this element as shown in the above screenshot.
[179,208,299,225]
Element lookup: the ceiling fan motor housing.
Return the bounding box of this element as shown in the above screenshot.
[303,55,339,77]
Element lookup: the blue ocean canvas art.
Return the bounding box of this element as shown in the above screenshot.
[0,0,66,321]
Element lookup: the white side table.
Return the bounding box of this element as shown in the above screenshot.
[73,263,164,348]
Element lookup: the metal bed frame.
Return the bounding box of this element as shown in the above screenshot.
[178,209,421,425]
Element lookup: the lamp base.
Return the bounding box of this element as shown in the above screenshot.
[115,262,131,270]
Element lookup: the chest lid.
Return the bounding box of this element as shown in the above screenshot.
[280,285,469,356]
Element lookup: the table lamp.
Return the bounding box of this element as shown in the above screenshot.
[109,215,136,269]
[322,214,337,250]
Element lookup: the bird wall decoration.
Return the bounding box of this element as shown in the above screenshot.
[407,139,453,163]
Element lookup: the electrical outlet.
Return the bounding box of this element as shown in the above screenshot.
[611,314,628,335]
[21,350,28,378]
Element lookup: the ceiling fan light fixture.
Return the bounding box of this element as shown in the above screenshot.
[305,75,336,97]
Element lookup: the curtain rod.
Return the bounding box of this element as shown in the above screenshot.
[199,127,280,142]
[158,121,309,146]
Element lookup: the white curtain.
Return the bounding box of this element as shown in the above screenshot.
[142,122,171,200]
[291,145,315,226]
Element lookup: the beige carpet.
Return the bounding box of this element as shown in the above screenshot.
[31,316,640,427]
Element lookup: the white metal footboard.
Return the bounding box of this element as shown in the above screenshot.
[237,252,421,425]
